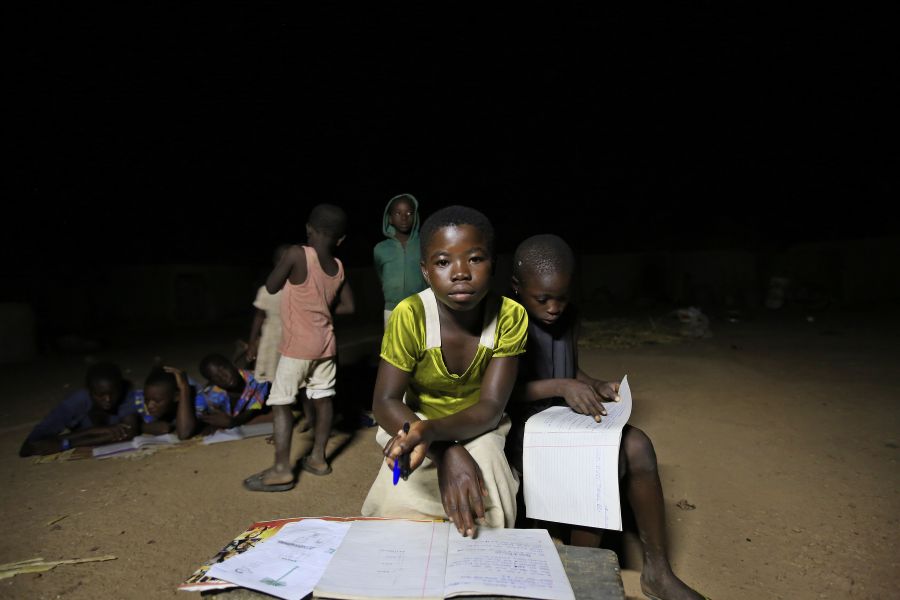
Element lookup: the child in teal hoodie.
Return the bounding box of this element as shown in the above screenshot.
[373,193,427,327]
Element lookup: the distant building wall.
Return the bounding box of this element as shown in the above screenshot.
[662,250,760,309]
[818,237,899,305]
[577,253,644,308]
[0,303,37,362]
[577,236,900,311]
[2,237,897,362]
[99,265,259,324]
[21,264,386,333]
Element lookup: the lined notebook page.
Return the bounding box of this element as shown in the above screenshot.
[443,527,574,600]
[523,375,633,530]
[315,520,449,600]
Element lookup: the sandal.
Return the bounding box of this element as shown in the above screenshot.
[242,470,295,492]
[300,456,332,476]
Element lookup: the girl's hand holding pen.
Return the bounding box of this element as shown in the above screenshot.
[384,420,430,475]
[392,423,411,485]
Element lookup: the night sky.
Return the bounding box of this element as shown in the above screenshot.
[10,4,898,269]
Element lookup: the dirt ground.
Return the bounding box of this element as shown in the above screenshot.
[1,308,897,600]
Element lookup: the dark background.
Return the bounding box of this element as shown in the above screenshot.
[8,4,897,270]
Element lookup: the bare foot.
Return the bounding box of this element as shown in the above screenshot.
[243,467,295,492]
[641,568,705,600]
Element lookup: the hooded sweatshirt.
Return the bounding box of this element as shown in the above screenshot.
[373,194,427,310]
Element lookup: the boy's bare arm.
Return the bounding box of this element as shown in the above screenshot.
[121,413,141,434]
[19,420,134,455]
[576,368,620,402]
[166,367,197,440]
[228,401,262,428]
[266,245,306,293]
[141,420,172,435]
[519,373,613,421]
[333,279,355,315]
[522,378,573,402]
[65,423,134,447]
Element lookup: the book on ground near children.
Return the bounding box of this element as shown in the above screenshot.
[201,421,274,444]
[91,433,179,458]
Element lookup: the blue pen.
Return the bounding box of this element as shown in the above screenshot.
[392,456,402,485]
[392,422,410,486]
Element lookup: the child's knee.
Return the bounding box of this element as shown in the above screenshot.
[312,394,334,407]
[622,426,658,474]
[273,404,293,415]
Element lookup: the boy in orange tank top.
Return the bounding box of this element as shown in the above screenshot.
[244,204,355,492]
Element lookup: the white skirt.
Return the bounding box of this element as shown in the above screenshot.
[361,414,519,529]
